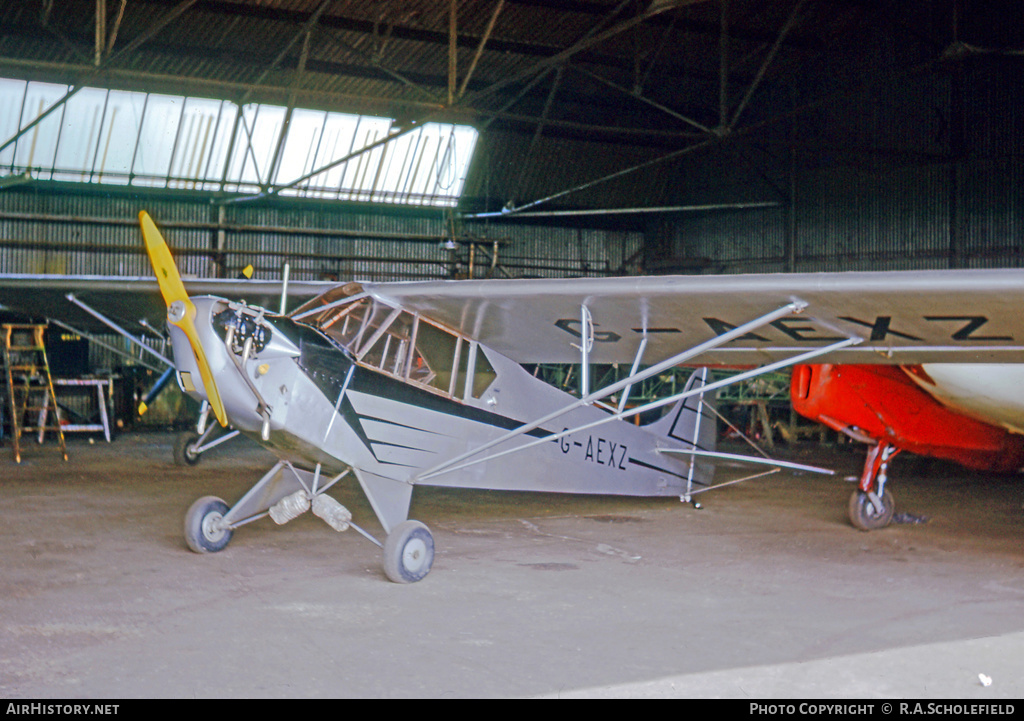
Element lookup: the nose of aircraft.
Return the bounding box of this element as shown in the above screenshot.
[139,210,228,427]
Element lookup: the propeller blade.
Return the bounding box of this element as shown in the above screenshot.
[139,211,228,427]
[140,211,189,308]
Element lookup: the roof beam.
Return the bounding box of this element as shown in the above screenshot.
[0,0,200,155]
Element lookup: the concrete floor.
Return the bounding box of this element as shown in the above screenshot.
[2,432,1024,699]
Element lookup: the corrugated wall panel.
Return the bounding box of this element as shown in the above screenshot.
[469,221,641,278]
[0,190,641,283]
[960,157,1024,269]
[794,164,952,273]
[666,58,1023,275]
[670,206,787,274]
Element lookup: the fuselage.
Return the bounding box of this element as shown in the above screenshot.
[167,294,716,498]
[791,363,1024,473]
[909,364,1024,434]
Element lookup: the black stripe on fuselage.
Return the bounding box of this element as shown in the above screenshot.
[297,339,550,453]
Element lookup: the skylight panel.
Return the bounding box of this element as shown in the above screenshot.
[14,81,66,172]
[51,87,104,181]
[0,78,24,168]
[170,96,233,190]
[92,89,147,184]
[0,77,478,207]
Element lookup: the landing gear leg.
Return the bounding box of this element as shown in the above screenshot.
[849,442,899,531]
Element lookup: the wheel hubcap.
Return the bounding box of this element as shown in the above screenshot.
[403,538,427,572]
[203,512,227,543]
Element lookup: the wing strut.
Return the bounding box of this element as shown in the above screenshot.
[416,301,861,482]
[47,318,165,373]
[573,305,594,397]
[418,333,860,482]
[617,335,649,413]
[65,293,173,367]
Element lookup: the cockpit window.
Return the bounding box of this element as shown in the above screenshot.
[297,290,495,401]
[471,349,496,398]
[290,282,365,322]
[360,310,414,377]
[320,296,373,348]
[410,320,460,394]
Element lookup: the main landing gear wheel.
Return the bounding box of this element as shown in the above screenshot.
[383,520,434,584]
[184,496,233,553]
[174,431,202,466]
[848,489,895,531]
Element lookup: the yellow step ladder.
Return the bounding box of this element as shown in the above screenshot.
[2,324,68,463]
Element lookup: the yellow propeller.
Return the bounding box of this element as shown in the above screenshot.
[139,211,228,427]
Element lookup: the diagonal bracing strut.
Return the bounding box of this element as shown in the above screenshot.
[415,301,863,483]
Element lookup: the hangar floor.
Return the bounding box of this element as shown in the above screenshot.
[2,432,1023,699]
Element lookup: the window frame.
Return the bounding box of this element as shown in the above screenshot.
[308,296,494,402]
[1,77,478,207]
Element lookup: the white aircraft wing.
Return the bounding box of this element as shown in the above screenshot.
[360,269,1024,365]
[6,268,1024,368]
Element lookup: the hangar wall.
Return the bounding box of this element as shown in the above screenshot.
[663,59,1024,275]
[1,56,1020,306]
[0,189,642,282]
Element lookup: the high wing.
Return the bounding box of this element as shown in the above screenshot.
[352,269,1024,366]
[0,273,334,339]
[6,268,1024,368]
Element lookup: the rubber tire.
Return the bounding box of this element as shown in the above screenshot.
[383,520,435,584]
[184,496,233,553]
[174,431,202,466]
[848,489,896,531]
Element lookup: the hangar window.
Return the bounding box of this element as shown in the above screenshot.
[0,77,477,207]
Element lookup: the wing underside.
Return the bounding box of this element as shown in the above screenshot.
[358,269,1024,366]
